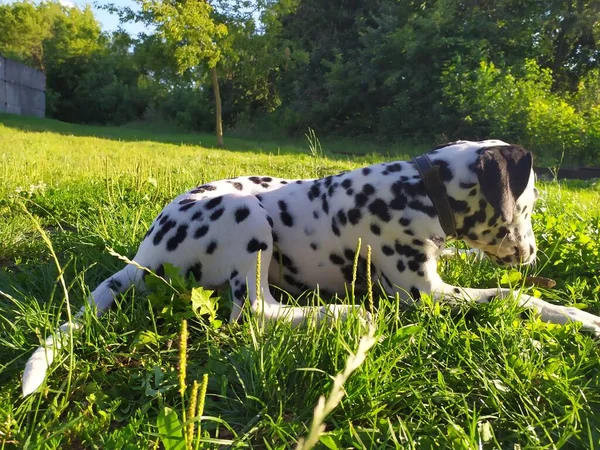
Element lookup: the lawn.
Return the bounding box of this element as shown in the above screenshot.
[1,114,600,449]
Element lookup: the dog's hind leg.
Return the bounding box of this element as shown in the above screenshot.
[226,207,363,327]
[22,263,144,397]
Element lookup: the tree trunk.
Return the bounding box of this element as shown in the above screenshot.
[210,65,224,148]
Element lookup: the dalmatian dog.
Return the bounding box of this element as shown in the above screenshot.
[22,140,600,396]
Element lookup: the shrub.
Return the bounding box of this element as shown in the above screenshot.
[441,60,599,165]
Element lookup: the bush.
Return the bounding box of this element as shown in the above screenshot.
[441,60,599,165]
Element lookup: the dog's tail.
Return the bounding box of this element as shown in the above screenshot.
[21,264,143,397]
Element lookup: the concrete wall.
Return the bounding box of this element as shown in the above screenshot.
[0,56,46,118]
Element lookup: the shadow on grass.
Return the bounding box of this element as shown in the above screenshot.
[0,113,429,160]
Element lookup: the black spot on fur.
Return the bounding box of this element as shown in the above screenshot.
[408,200,437,217]
[331,219,341,237]
[262,177,273,182]
[321,194,330,215]
[496,227,509,238]
[205,196,223,210]
[166,224,189,251]
[408,260,421,272]
[230,270,239,279]
[362,184,375,196]
[386,163,402,173]
[280,180,288,184]
[235,206,250,223]
[154,219,177,245]
[355,193,368,207]
[313,211,319,219]
[234,286,247,301]
[210,208,225,221]
[341,179,352,189]
[206,240,218,254]
[399,217,411,227]
[382,245,394,256]
[337,210,348,226]
[144,225,155,239]
[330,253,345,265]
[390,194,407,210]
[410,287,421,299]
[191,211,203,221]
[267,215,274,227]
[108,278,122,291]
[194,225,209,239]
[448,196,469,213]
[233,182,243,190]
[397,260,406,272]
[159,214,169,225]
[249,176,261,184]
[308,184,321,201]
[348,208,362,225]
[247,238,268,253]
[369,199,391,222]
[432,160,453,182]
[278,200,294,227]
[343,248,355,261]
[179,202,196,212]
[187,263,203,282]
[362,167,372,176]
[310,242,319,250]
[370,223,381,235]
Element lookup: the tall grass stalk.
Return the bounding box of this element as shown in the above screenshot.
[21,202,76,402]
[296,324,377,450]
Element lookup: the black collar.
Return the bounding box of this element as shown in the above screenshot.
[412,155,458,238]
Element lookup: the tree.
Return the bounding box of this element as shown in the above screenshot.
[139,0,228,146]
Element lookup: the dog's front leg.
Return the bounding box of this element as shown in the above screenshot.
[430,283,600,336]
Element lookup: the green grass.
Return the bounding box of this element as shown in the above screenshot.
[1,114,600,449]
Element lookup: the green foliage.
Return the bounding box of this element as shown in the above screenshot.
[441,60,600,164]
[3,0,600,162]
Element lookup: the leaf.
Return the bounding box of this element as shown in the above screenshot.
[131,330,161,350]
[319,434,341,449]
[500,270,522,285]
[156,407,185,450]
[191,287,217,321]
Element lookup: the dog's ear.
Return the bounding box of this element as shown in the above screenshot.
[474,145,533,223]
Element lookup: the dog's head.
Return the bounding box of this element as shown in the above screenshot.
[460,145,538,266]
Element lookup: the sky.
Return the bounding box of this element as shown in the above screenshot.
[0,0,151,35]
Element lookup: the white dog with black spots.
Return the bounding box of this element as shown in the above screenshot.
[22,140,600,396]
